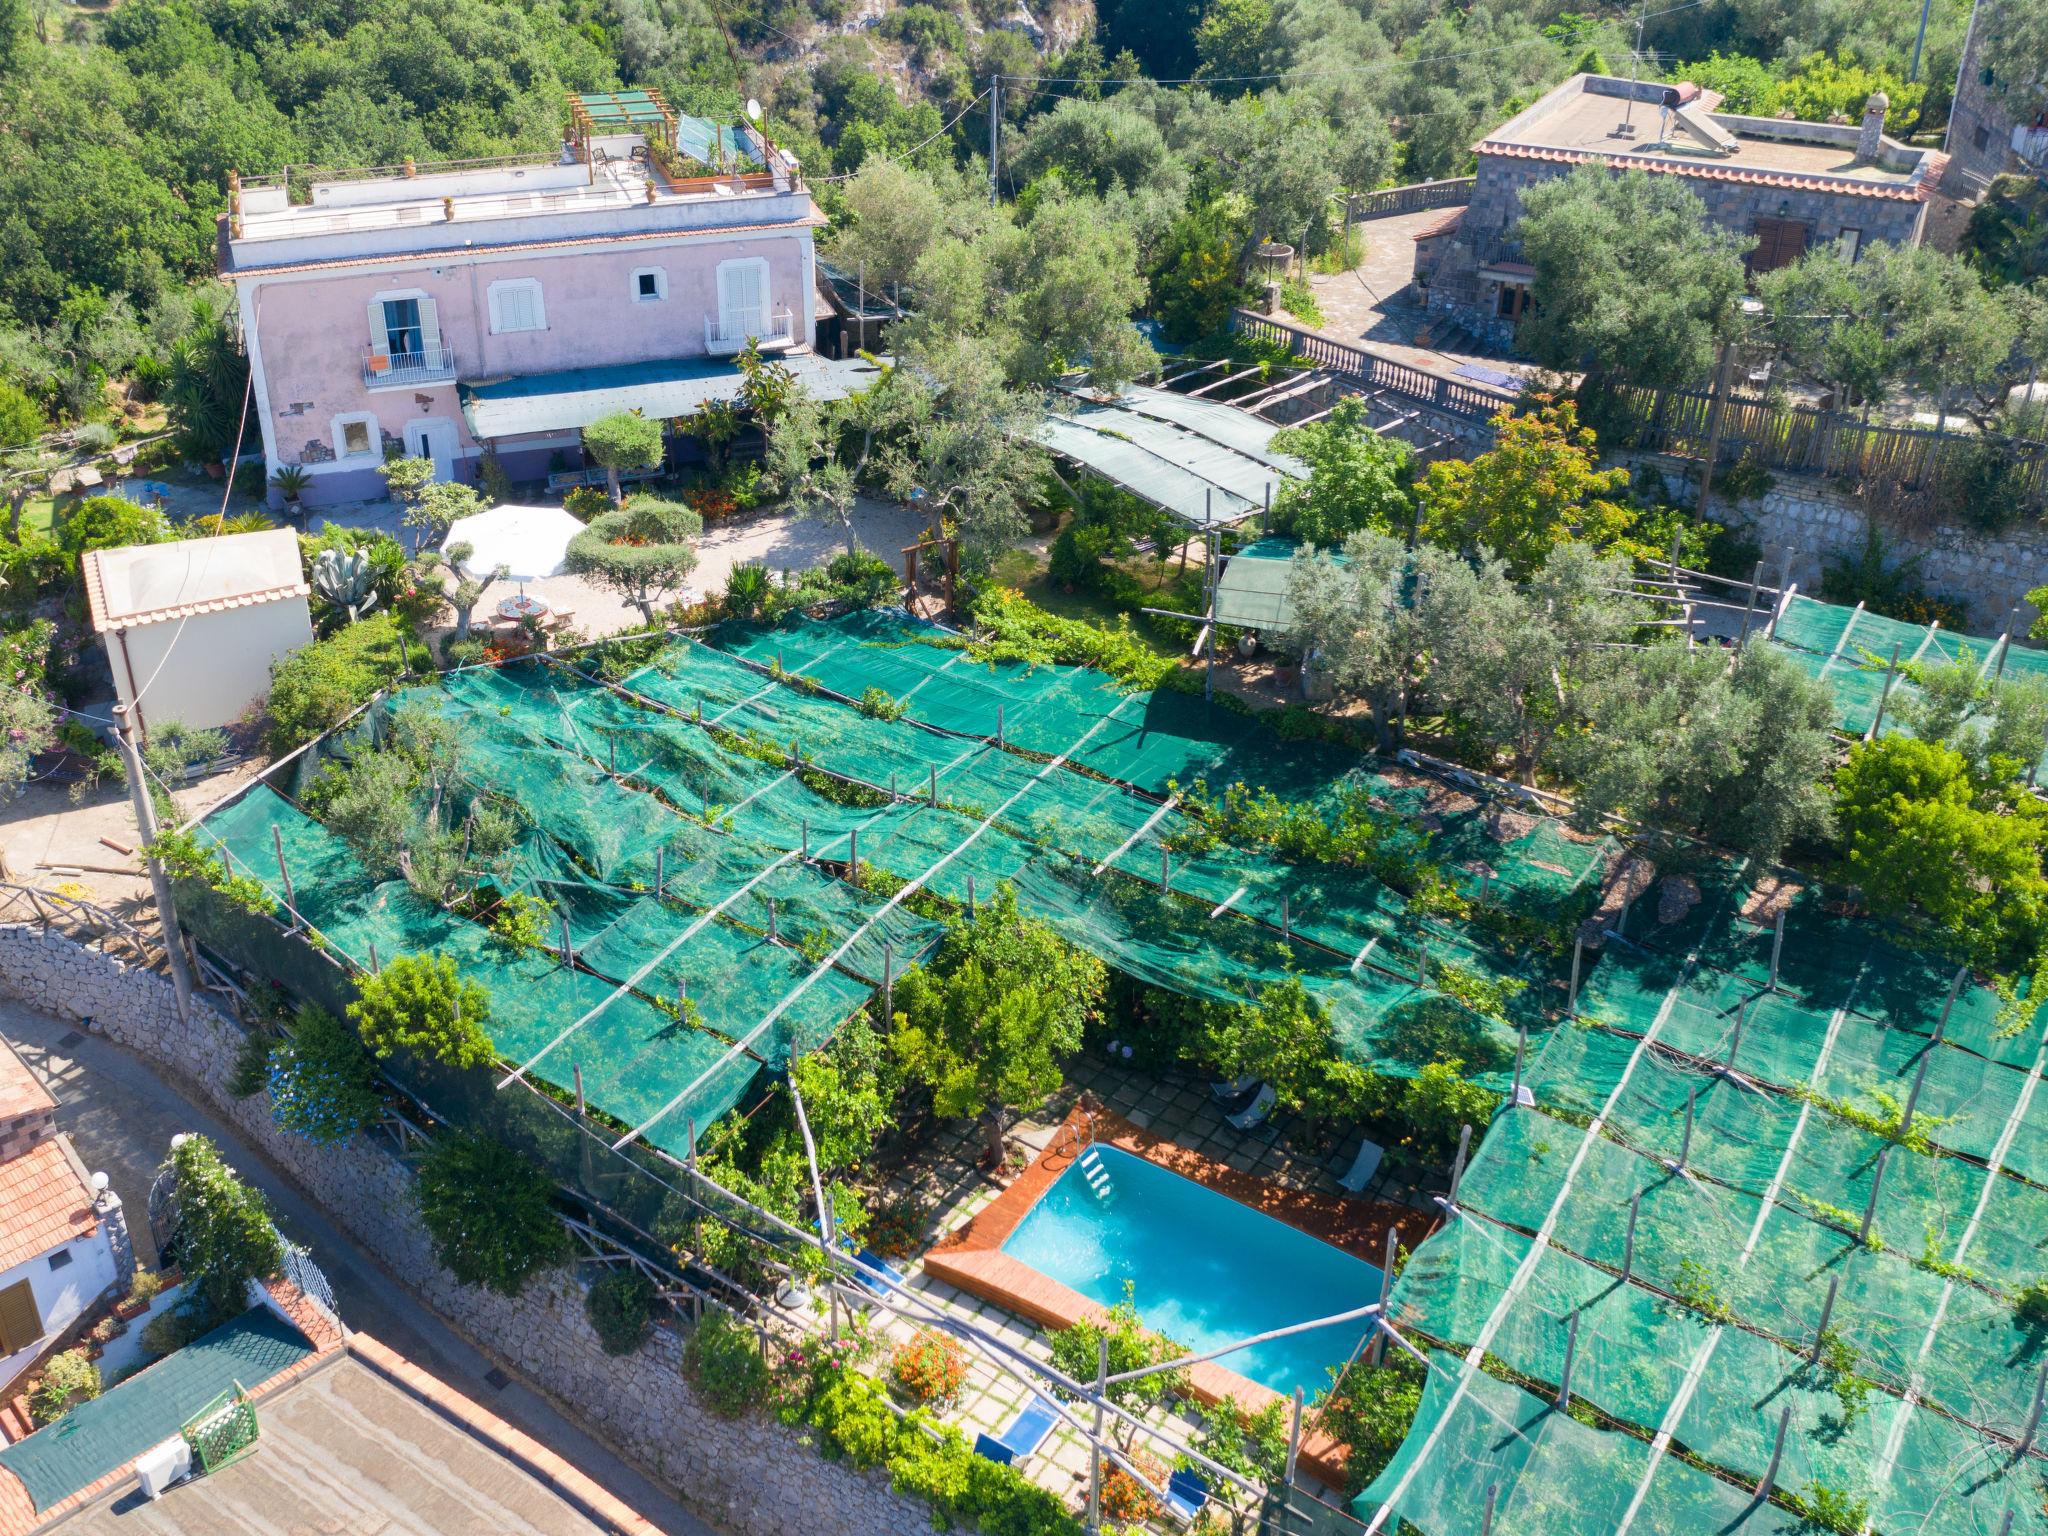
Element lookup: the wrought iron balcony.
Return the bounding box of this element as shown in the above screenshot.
[363,344,458,389]
[703,308,795,356]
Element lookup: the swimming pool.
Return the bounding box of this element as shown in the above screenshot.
[1001,1144,1384,1399]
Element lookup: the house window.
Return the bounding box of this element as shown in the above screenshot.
[333,412,380,462]
[46,1249,71,1273]
[488,278,546,334]
[1496,283,1530,321]
[1748,216,1811,273]
[1836,228,1862,262]
[367,289,437,363]
[1975,123,1993,151]
[632,267,667,303]
[0,1279,41,1355]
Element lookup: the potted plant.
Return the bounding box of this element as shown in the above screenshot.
[270,464,310,506]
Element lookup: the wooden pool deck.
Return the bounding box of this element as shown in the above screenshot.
[921,1098,1431,1489]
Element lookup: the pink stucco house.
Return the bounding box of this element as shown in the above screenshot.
[220,91,877,508]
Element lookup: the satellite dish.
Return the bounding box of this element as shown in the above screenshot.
[745,98,762,122]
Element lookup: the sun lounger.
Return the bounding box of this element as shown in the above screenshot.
[847,1245,904,1297]
[1210,1072,1259,1102]
[1164,1469,1210,1524]
[1226,1082,1276,1133]
[973,1394,1061,1465]
[1337,1136,1384,1196]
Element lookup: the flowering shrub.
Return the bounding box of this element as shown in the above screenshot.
[682,485,738,522]
[1101,1450,1165,1524]
[683,1308,770,1417]
[890,1327,967,1404]
[268,1004,379,1144]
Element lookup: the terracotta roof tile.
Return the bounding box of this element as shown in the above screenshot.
[0,1049,52,1125]
[1477,140,1944,201]
[0,1141,96,1275]
[1412,207,1467,240]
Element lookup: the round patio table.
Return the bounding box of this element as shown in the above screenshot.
[497,594,550,622]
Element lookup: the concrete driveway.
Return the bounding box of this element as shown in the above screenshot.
[0,998,723,1536]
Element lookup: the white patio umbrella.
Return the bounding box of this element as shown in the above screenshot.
[439,503,587,593]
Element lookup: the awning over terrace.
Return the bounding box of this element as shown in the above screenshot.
[1036,383,1306,529]
[1211,535,1352,632]
[458,352,885,440]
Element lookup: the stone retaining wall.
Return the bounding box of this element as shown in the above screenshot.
[0,924,931,1536]
[1623,455,2048,634]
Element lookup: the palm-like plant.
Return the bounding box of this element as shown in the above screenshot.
[270,464,310,504]
[723,561,773,620]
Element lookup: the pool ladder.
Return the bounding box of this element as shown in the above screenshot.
[1077,1145,1113,1201]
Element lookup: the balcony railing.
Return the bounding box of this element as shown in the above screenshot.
[704,308,795,356]
[363,345,458,389]
[2016,124,2048,170]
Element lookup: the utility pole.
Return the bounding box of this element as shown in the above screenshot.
[111,704,194,1024]
[987,75,1000,200]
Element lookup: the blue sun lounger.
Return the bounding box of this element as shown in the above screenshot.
[848,1245,905,1296]
[973,1394,1061,1465]
[1164,1468,1210,1523]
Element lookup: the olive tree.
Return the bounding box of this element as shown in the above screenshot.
[582,410,665,505]
[565,497,703,620]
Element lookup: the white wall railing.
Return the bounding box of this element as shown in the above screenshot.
[704,308,794,356]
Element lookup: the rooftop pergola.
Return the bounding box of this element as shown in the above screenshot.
[566,89,677,150]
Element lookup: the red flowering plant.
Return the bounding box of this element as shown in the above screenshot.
[889,1326,967,1405]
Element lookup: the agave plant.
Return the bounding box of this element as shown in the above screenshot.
[310,547,381,624]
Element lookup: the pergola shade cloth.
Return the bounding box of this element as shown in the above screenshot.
[459,353,884,440]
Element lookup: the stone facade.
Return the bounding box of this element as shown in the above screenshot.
[1627,454,2048,632]
[0,925,933,1536]
[1948,0,2046,186]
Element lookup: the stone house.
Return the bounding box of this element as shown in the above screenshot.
[1947,0,2048,186]
[1414,73,1950,350]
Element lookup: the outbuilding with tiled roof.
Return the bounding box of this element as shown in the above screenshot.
[81,528,314,739]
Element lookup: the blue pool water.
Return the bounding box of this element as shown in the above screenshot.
[1002,1144,1383,1399]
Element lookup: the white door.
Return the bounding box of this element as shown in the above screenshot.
[717,259,767,339]
[404,417,460,481]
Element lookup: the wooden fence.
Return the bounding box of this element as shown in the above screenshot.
[1345,178,1475,221]
[1606,385,2048,500]
[1232,311,1519,422]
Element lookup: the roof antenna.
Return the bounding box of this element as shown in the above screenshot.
[1616,0,1650,139]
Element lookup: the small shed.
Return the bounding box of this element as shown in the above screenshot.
[83,529,314,738]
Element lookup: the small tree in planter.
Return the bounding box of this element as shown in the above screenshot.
[565,497,703,621]
[414,1133,570,1296]
[269,463,310,508]
[28,1350,100,1425]
[347,953,494,1069]
[582,410,664,505]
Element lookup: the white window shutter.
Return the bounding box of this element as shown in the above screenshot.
[418,296,442,353]
[367,300,390,358]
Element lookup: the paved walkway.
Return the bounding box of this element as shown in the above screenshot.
[0,998,721,1536]
[1305,208,1538,386]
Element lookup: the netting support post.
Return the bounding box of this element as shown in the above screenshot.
[560,915,575,971]
[1753,1406,1791,1500]
[1281,893,1291,943]
[1867,641,1904,740]
[1568,936,1583,1014]
[1937,966,1965,1039]
[1811,1276,1839,1362]
[1161,849,1172,896]
[655,847,664,899]
[113,705,193,1026]
[2021,1365,2047,1456]
[1680,1087,1695,1168]
[1998,605,2021,681]
[967,874,977,916]
[574,1062,585,1118]
[801,817,810,861]
[1283,1385,1305,1487]
[1086,1336,1107,1529]
[1417,939,1430,986]
[768,898,779,943]
[1480,1485,1499,1536]
[1769,910,1786,991]
[849,829,859,887]
[1735,560,1765,646]
[1729,999,1747,1069]
[1510,1026,1529,1108]
[1622,1190,1640,1283]
[1859,1146,1889,1245]
[368,940,380,975]
[996,703,1005,749]
[889,770,898,803]
[1900,1046,1935,1139]
[273,825,300,933]
[1448,1124,1472,1207]
[609,739,617,776]
[1262,480,1272,536]
[1367,1229,1396,1365]
[928,765,938,806]
[1555,1313,1579,1411]
[881,943,894,1024]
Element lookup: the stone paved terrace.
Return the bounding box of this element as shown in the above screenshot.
[827,1053,1443,1530]
[1301,207,1540,383]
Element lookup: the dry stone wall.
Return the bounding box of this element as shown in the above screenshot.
[0,923,931,1536]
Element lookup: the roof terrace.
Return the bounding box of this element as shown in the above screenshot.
[1479,73,1948,201]
[221,90,813,274]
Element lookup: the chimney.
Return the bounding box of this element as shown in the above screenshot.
[0,1041,55,1162]
[1856,91,1889,162]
